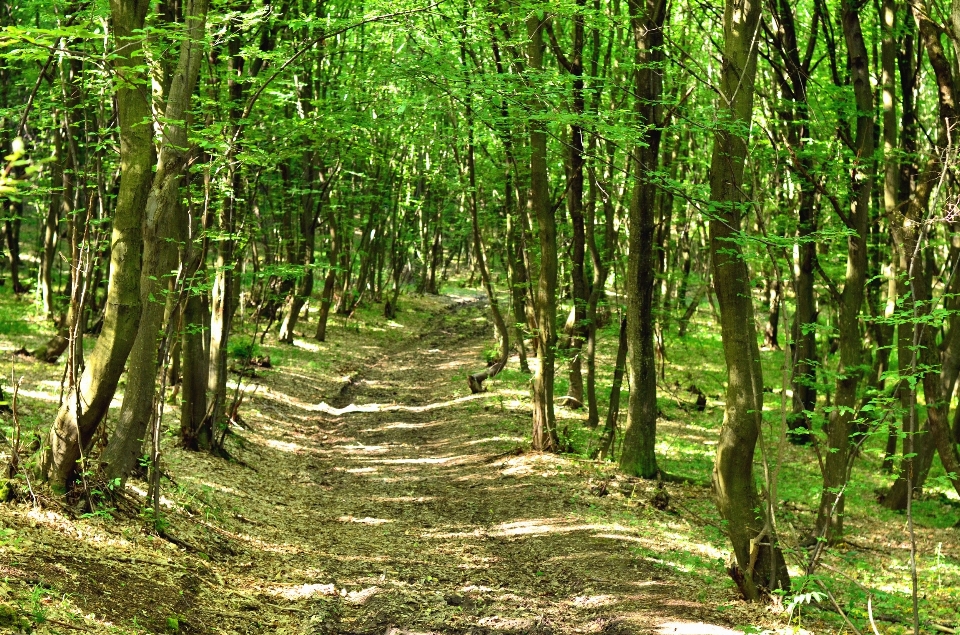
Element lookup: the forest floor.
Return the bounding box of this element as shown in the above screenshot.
[0,290,958,634]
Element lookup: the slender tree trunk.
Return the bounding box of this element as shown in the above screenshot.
[40,124,63,320]
[708,0,790,598]
[813,0,874,543]
[882,7,923,507]
[4,211,23,293]
[620,0,666,479]
[596,317,628,459]
[279,167,323,343]
[528,13,558,453]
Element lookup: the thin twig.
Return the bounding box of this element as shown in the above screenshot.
[815,579,863,635]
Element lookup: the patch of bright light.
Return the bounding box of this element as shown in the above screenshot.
[571,594,616,608]
[337,516,392,525]
[265,439,307,453]
[267,583,336,600]
[346,586,380,603]
[465,436,526,446]
[293,339,321,352]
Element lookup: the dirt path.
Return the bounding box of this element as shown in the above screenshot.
[1,295,773,634]
[182,296,755,635]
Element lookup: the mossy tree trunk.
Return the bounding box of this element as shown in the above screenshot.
[708,0,790,598]
[42,0,154,490]
[100,0,210,484]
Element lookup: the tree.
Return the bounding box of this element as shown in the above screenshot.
[100,0,211,484]
[619,0,667,479]
[708,0,790,598]
[42,0,154,490]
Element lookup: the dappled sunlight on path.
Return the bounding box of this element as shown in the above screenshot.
[184,298,764,635]
[0,295,782,635]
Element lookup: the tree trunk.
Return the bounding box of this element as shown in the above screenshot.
[813,0,874,543]
[42,0,154,491]
[101,0,209,484]
[4,209,23,293]
[620,0,666,479]
[40,124,63,319]
[527,13,559,453]
[279,170,322,343]
[181,275,210,450]
[708,0,790,598]
[596,317,628,459]
[461,18,508,393]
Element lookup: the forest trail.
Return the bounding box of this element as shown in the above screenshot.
[181,294,752,635]
[0,294,775,635]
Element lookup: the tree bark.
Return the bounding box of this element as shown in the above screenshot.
[709,0,790,598]
[42,0,154,490]
[620,0,667,479]
[101,0,210,483]
[527,12,559,453]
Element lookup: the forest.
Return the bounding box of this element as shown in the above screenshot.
[0,0,960,632]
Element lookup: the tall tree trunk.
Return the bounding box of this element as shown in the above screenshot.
[181,269,210,449]
[42,0,154,490]
[41,123,64,320]
[620,0,666,479]
[206,169,242,450]
[708,0,790,598]
[527,12,559,453]
[547,4,587,406]
[882,7,923,508]
[813,0,874,543]
[461,14,508,392]
[101,0,210,483]
[585,138,618,428]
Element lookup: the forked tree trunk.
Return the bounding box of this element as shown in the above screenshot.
[42,0,154,490]
[708,0,790,598]
[101,0,210,483]
[620,0,666,479]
